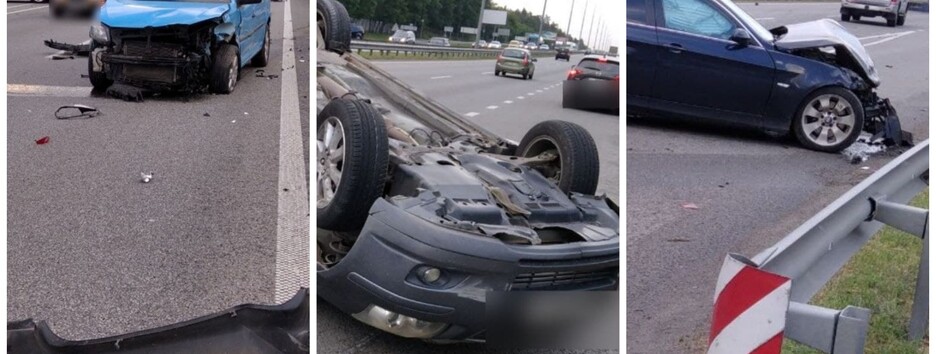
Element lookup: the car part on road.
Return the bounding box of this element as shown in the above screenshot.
[140,172,153,183]
[708,141,928,352]
[54,104,100,119]
[44,39,91,56]
[35,137,50,145]
[106,83,145,102]
[316,98,389,232]
[8,288,310,353]
[317,0,351,54]
[516,120,600,195]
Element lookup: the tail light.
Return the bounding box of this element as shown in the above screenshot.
[567,69,581,80]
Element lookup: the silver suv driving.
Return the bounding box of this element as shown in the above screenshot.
[840,0,910,27]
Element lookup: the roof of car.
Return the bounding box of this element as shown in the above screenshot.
[503,48,531,53]
[580,54,619,63]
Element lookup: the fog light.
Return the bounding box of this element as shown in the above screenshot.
[352,304,448,338]
[420,267,441,283]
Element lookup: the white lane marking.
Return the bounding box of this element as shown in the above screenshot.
[7,5,45,15]
[7,84,91,97]
[430,75,453,80]
[518,96,525,99]
[465,112,480,117]
[7,4,37,10]
[486,105,498,110]
[754,17,775,21]
[537,89,543,93]
[275,0,309,304]
[527,92,534,96]
[504,100,513,104]
[864,31,915,47]
[482,71,494,75]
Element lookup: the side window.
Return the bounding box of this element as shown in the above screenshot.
[627,0,648,24]
[661,0,735,40]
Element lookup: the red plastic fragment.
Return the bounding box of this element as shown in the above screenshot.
[35,136,50,145]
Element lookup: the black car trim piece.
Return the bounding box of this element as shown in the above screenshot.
[348,272,456,315]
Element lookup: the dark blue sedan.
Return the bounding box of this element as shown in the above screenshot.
[627,0,906,152]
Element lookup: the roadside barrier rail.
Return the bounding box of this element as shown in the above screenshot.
[709,140,929,353]
[350,40,573,58]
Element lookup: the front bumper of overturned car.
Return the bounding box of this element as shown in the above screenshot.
[317,198,619,341]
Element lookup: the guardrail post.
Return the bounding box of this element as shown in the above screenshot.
[785,302,871,353]
[869,197,929,340]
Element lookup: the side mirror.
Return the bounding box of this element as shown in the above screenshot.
[730,28,753,46]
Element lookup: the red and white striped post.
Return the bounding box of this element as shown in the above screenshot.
[708,254,792,354]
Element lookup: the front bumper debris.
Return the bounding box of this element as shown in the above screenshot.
[8,288,309,353]
[863,96,913,147]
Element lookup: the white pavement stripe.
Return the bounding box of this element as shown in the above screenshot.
[482,72,494,75]
[430,75,452,80]
[8,84,91,97]
[709,282,791,354]
[275,0,310,304]
[7,4,36,10]
[8,5,45,15]
[864,31,915,46]
[486,105,498,110]
[536,90,543,93]
[465,112,480,117]
[504,100,513,104]
[527,93,534,96]
[518,96,525,99]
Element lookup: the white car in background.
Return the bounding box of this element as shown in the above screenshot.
[840,0,909,26]
[488,40,502,48]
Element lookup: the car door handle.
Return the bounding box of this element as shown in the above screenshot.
[666,43,683,54]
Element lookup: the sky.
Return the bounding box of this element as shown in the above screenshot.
[490,0,621,49]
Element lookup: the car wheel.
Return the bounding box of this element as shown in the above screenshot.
[317,99,389,231]
[517,120,599,195]
[792,87,864,153]
[317,0,351,54]
[840,13,850,21]
[209,44,239,94]
[251,23,271,67]
[887,16,897,26]
[897,13,906,26]
[87,44,112,90]
[854,15,861,21]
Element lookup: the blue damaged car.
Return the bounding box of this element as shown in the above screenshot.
[88,0,271,94]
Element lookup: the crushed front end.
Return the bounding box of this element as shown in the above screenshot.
[92,21,217,92]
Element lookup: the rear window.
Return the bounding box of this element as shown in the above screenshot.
[576,59,619,75]
[502,49,526,59]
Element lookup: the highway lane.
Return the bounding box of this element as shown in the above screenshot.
[7,0,309,340]
[626,3,928,353]
[315,55,620,353]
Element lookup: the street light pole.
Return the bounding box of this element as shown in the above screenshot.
[538,0,548,39]
[586,4,596,49]
[578,0,588,44]
[566,0,575,35]
[475,0,486,44]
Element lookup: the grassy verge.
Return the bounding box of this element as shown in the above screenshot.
[783,189,928,353]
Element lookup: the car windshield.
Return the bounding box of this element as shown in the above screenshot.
[502,49,526,59]
[577,59,619,75]
[391,30,408,38]
[718,0,774,41]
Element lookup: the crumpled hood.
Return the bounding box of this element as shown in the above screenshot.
[775,19,880,87]
[99,0,230,28]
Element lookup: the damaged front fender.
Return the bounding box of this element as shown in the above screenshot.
[214,22,236,43]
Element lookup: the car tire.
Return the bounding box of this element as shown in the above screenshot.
[317,99,389,232]
[840,13,850,21]
[317,0,351,54]
[251,23,271,67]
[209,44,239,94]
[792,87,864,153]
[887,16,897,26]
[87,45,112,90]
[854,15,861,21]
[517,120,599,195]
[897,13,906,26]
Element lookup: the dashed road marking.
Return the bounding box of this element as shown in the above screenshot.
[536,90,543,93]
[7,5,44,15]
[430,75,453,80]
[518,96,525,99]
[504,100,513,104]
[465,112,480,117]
[482,71,494,75]
[864,30,915,46]
[527,93,535,96]
[486,105,498,110]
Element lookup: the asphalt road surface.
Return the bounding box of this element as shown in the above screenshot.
[626,3,929,353]
[7,0,310,340]
[315,55,620,352]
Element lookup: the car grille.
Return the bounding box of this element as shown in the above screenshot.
[511,267,617,290]
[123,41,185,58]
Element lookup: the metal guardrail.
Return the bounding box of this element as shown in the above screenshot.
[710,140,929,353]
[350,40,566,58]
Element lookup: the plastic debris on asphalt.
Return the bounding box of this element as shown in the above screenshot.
[681,202,699,210]
[35,137,50,145]
[55,104,100,119]
[842,134,887,164]
[106,84,145,102]
[140,172,153,183]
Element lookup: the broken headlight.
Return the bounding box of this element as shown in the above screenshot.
[89,21,109,44]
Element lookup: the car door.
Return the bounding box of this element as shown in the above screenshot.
[652,0,775,120]
[235,0,268,65]
[626,0,656,98]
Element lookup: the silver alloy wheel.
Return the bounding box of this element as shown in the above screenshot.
[800,94,856,147]
[521,136,562,185]
[317,116,345,208]
[264,26,271,62]
[228,55,238,92]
